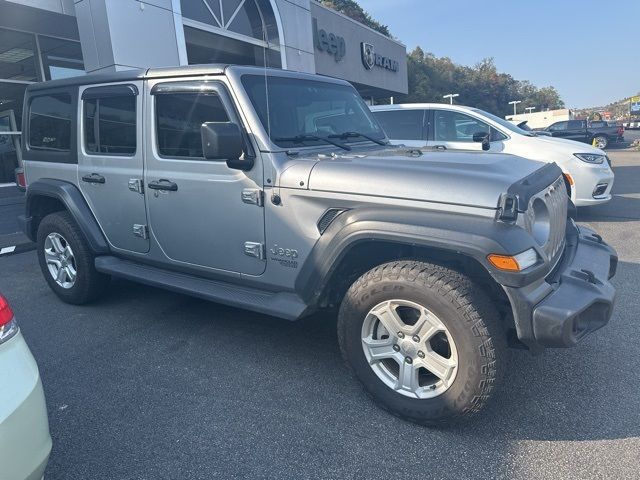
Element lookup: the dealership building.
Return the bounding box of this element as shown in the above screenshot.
[0,0,407,182]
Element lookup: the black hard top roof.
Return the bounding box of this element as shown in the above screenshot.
[26,64,230,92]
[25,63,353,93]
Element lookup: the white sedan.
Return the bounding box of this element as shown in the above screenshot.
[371,103,614,206]
[0,293,51,480]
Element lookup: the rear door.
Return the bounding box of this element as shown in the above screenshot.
[77,82,149,253]
[371,109,426,147]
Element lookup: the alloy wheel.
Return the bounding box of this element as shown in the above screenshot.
[361,299,458,399]
[44,232,77,289]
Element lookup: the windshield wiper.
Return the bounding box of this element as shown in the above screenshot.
[273,134,351,151]
[328,131,388,146]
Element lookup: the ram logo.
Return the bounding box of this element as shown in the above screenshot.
[361,42,375,70]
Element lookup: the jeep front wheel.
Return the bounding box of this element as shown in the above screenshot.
[37,211,110,304]
[338,260,506,425]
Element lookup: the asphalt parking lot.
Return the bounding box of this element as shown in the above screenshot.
[1,150,639,479]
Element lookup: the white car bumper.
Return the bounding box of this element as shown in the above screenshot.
[571,162,615,207]
[0,331,51,480]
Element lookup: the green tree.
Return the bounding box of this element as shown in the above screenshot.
[316,0,391,37]
[398,48,564,117]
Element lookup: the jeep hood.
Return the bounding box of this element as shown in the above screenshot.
[304,147,547,209]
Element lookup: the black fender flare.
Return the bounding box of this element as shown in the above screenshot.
[22,179,109,254]
[295,206,549,305]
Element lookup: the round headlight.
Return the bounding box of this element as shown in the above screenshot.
[529,198,550,246]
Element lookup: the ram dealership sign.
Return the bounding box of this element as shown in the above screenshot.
[361,42,399,72]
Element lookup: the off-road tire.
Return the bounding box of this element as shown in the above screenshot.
[338,260,506,425]
[37,211,110,304]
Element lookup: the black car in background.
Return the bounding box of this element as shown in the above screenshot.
[541,119,624,149]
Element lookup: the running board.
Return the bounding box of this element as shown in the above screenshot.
[94,256,308,320]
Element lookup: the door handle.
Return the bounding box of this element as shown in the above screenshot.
[433,145,447,150]
[82,173,105,184]
[147,179,178,192]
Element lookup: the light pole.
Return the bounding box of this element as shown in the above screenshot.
[525,107,536,114]
[508,100,522,115]
[443,93,459,105]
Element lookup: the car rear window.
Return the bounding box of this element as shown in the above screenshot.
[29,93,72,151]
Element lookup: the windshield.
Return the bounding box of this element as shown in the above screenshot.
[241,75,386,148]
[470,108,534,136]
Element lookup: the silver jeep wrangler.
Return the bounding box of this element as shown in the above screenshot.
[19,65,617,425]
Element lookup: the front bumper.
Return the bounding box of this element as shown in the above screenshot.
[505,223,617,350]
[571,162,614,207]
[0,331,52,480]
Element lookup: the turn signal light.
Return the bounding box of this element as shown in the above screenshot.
[563,173,574,186]
[488,249,539,272]
[487,254,520,271]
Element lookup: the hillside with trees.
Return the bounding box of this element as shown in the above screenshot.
[399,48,564,118]
[317,0,564,118]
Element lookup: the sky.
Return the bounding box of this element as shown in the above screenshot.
[358,0,640,108]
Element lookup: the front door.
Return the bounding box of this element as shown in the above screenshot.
[77,82,149,253]
[427,109,505,152]
[144,79,265,276]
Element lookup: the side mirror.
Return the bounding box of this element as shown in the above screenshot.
[472,131,491,151]
[201,122,253,171]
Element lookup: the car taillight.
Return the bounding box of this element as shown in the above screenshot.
[0,294,18,344]
[16,170,26,189]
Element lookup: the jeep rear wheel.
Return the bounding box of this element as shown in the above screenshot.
[338,260,506,425]
[37,211,110,304]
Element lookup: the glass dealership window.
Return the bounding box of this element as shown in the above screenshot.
[84,96,136,155]
[184,26,281,68]
[181,0,280,44]
[39,35,85,81]
[0,28,38,82]
[29,94,73,151]
[155,92,230,158]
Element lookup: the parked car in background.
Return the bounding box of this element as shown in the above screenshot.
[371,103,615,206]
[0,293,51,480]
[541,119,624,149]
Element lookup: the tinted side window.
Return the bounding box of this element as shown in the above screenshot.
[567,120,584,129]
[549,121,568,131]
[155,93,229,158]
[84,95,136,155]
[434,110,489,142]
[372,110,424,140]
[29,94,72,151]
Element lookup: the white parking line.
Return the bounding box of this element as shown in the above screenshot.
[0,182,17,188]
[0,246,16,255]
